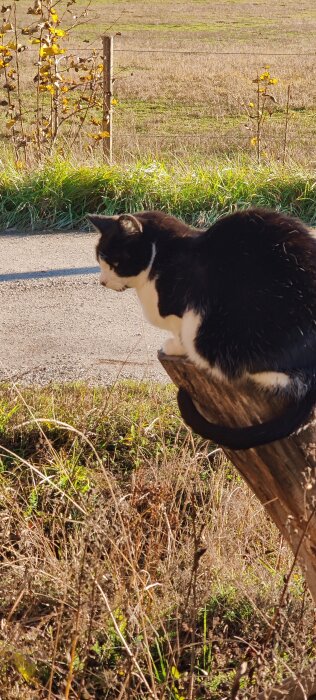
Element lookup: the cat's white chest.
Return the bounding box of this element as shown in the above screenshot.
[136,280,182,334]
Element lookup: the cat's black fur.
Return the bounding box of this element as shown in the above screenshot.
[90,208,316,450]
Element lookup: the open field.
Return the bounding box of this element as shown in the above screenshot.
[0,382,315,699]
[4,0,316,163]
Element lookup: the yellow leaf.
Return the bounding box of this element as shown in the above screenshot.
[6,118,16,128]
[39,83,55,94]
[52,44,65,55]
[29,38,40,44]
[60,85,68,92]
[111,98,118,105]
[15,160,24,170]
[269,78,278,85]
[2,21,13,31]
[11,651,37,684]
[7,41,17,50]
[49,27,65,37]
[248,101,254,108]
[50,9,58,23]
[40,45,65,57]
[87,131,110,141]
[259,71,269,81]
[171,666,181,680]
[250,136,257,146]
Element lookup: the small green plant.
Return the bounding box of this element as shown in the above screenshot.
[91,609,127,668]
[0,400,18,434]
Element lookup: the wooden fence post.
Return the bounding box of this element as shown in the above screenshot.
[159,352,316,699]
[102,35,113,164]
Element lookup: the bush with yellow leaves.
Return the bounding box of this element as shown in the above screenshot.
[0,0,110,163]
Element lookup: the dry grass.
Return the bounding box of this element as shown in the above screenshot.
[0,382,315,698]
[4,0,316,162]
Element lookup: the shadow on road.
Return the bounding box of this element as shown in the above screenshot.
[0,266,99,282]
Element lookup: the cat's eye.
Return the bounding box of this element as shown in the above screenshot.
[99,253,118,269]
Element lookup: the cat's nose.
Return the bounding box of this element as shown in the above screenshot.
[100,281,107,287]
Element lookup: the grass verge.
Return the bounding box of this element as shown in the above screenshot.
[0,381,314,698]
[0,158,316,231]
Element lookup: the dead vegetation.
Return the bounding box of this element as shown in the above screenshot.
[0,382,315,698]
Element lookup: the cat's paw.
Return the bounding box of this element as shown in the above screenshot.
[162,337,186,356]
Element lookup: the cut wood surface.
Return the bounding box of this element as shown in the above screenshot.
[159,351,316,698]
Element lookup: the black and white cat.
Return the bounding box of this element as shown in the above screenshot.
[88,208,316,450]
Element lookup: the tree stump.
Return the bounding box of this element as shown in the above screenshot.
[159,352,316,699]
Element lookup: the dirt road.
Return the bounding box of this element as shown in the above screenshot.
[0,231,169,385]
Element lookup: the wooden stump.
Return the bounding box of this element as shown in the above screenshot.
[159,352,316,699]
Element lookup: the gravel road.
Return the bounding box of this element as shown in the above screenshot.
[0,230,169,385]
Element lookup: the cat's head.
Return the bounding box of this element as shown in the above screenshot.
[88,213,153,292]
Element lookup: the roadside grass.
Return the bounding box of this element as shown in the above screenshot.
[1,159,316,231]
[0,381,314,698]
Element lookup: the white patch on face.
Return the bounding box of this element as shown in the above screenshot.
[99,259,127,291]
[98,243,156,292]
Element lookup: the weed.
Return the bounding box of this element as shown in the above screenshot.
[245,66,279,163]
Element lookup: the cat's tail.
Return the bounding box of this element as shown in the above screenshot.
[177,385,316,450]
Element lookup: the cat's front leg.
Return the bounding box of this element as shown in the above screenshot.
[162,336,186,356]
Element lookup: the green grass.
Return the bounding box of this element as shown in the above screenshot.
[74,19,274,33]
[117,99,245,133]
[0,381,181,475]
[1,159,316,231]
[0,381,314,699]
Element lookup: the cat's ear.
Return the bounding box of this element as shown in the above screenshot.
[118,214,143,235]
[87,214,114,233]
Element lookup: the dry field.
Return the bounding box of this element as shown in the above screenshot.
[0,383,315,699]
[9,0,316,162]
